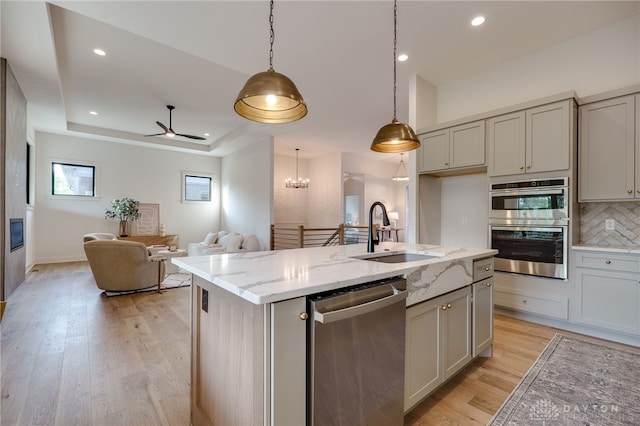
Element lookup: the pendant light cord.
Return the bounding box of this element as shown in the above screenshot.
[269,0,275,71]
[393,0,398,122]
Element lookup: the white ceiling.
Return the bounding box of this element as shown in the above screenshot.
[2,1,639,160]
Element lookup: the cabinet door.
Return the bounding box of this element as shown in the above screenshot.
[404,297,441,411]
[574,267,640,335]
[420,129,450,172]
[527,101,570,174]
[472,279,493,357]
[488,111,526,176]
[579,95,635,201]
[441,287,472,381]
[450,120,486,169]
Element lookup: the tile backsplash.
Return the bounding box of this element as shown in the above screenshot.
[580,202,640,246]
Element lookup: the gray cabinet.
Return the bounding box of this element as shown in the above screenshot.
[472,278,493,357]
[488,100,571,176]
[404,286,471,412]
[573,249,640,335]
[419,120,485,174]
[579,94,638,201]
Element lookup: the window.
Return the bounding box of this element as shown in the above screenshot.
[183,173,212,202]
[51,162,96,197]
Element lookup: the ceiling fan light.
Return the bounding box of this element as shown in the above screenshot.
[234,69,307,123]
[371,119,421,153]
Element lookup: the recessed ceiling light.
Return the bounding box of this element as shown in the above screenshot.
[89,111,98,116]
[93,48,106,56]
[204,133,210,137]
[471,16,485,26]
[397,54,408,62]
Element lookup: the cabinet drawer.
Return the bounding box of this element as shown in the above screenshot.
[494,290,568,320]
[473,257,494,282]
[574,250,640,273]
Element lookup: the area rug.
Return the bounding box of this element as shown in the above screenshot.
[103,273,191,297]
[488,334,640,425]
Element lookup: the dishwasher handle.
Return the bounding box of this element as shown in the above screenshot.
[314,287,407,324]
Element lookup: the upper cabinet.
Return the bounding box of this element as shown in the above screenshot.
[488,100,572,177]
[579,94,638,201]
[418,120,485,175]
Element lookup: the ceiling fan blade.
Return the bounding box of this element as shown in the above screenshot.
[144,133,165,137]
[156,121,169,132]
[176,133,207,140]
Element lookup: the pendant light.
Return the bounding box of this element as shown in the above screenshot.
[392,153,410,181]
[285,148,309,188]
[234,0,307,124]
[371,0,420,153]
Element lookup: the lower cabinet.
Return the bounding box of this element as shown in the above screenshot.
[473,278,494,357]
[574,250,640,335]
[404,286,472,412]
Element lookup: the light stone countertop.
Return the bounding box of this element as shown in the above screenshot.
[572,245,640,254]
[172,242,496,306]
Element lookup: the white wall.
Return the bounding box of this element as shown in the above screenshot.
[34,132,221,263]
[440,174,489,248]
[436,15,640,123]
[307,153,343,227]
[273,152,309,225]
[221,137,273,250]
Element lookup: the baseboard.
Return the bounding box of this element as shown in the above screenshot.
[35,255,87,264]
[0,301,6,322]
[495,306,640,348]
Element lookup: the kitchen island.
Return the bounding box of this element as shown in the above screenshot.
[173,242,496,426]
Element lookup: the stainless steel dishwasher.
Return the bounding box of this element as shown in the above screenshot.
[308,276,407,426]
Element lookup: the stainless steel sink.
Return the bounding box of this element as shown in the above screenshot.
[352,251,443,264]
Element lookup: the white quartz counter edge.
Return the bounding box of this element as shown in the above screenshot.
[172,242,496,306]
[572,245,640,254]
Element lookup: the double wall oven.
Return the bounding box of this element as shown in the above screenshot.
[489,178,569,280]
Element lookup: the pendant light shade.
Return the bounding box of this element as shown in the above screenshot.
[234,69,307,124]
[371,0,420,153]
[392,153,410,181]
[234,0,307,124]
[372,119,420,153]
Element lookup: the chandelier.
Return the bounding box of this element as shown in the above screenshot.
[285,148,309,188]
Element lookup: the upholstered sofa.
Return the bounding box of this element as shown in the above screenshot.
[84,239,165,292]
[188,231,260,256]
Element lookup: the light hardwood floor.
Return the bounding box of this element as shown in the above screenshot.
[1,262,635,425]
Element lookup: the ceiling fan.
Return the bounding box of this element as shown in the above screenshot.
[144,105,206,140]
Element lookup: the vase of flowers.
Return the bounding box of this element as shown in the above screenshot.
[105,197,141,237]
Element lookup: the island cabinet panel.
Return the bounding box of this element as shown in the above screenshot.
[191,277,266,426]
[270,296,306,426]
[404,286,471,413]
[472,278,494,357]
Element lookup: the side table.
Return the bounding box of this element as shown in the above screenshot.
[158,249,187,274]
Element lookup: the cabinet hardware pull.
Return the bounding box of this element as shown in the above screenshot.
[441,305,448,310]
[628,190,633,194]
[605,260,611,265]
[444,163,449,166]
[447,303,452,309]
[522,299,527,303]
[486,282,491,287]
[520,166,524,170]
[484,266,490,271]
[526,165,531,169]
[299,312,308,320]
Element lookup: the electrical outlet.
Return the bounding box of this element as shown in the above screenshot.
[202,288,209,313]
[605,219,615,231]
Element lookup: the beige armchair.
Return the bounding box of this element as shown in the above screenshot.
[84,239,165,292]
[83,232,117,242]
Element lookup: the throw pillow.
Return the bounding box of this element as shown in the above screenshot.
[226,234,243,251]
[204,232,218,245]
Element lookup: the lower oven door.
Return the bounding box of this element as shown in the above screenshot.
[490,225,567,279]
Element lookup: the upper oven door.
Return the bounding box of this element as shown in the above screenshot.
[490,187,568,222]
